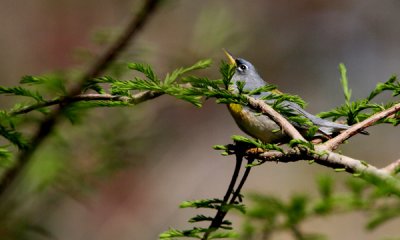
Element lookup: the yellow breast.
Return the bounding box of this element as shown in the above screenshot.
[227,103,286,143]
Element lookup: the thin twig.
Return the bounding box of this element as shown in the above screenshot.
[323,102,400,150]
[229,158,253,205]
[0,0,162,197]
[246,96,306,141]
[10,91,163,115]
[202,150,244,240]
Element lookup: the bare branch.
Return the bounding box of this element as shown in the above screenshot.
[382,158,400,175]
[246,96,306,141]
[323,102,400,150]
[250,146,400,196]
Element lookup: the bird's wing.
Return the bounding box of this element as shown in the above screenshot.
[252,92,350,136]
[282,101,350,135]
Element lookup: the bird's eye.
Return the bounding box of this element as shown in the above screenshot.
[239,64,248,71]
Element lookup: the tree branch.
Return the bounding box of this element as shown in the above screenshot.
[202,148,253,240]
[249,147,400,196]
[10,91,163,115]
[382,158,400,175]
[323,102,400,150]
[241,96,400,195]
[202,151,244,240]
[246,96,306,141]
[0,0,162,198]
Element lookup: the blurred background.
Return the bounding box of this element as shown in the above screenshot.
[1,0,399,239]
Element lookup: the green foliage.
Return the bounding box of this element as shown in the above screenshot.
[231,135,283,153]
[0,111,29,150]
[368,75,400,100]
[220,60,236,88]
[1,55,400,240]
[165,59,212,85]
[159,228,238,240]
[0,86,44,102]
[21,74,67,95]
[318,64,400,125]
[168,196,244,238]
[0,147,13,167]
[339,63,352,104]
[288,139,314,150]
[180,199,224,210]
[128,62,159,83]
[160,227,208,239]
[110,60,214,107]
[241,175,400,240]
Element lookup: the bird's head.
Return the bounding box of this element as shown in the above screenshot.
[223,50,266,91]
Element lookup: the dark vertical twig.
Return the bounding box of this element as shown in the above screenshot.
[202,149,243,240]
[229,158,253,204]
[202,145,254,240]
[0,0,162,198]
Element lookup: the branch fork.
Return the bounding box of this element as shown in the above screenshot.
[242,96,400,194]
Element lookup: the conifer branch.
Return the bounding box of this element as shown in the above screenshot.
[0,0,162,197]
[10,91,163,115]
[243,96,400,195]
[323,102,400,150]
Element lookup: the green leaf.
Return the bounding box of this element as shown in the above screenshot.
[20,75,45,85]
[128,62,159,83]
[221,203,246,214]
[317,175,333,199]
[288,139,314,150]
[339,63,352,103]
[208,231,239,239]
[0,147,13,168]
[305,125,319,139]
[159,228,187,239]
[112,77,162,92]
[368,75,400,101]
[182,76,224,90]
[235,81,246,94]
[367,207,400,230]
[0,124,29,150]
[213,145,227,150]
[180,198,223,209]
[220,61,235,88]
[317,99,383,124]
[159,227,208,239]
[0,86,44,102]
[231,135,283,152]
[23,73,68,95]
[164,59,212,85]
[285,194,308,225]
[334,168,346,172]
[248,84,277,95]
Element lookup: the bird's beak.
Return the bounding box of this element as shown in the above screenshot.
[223,49,236,66]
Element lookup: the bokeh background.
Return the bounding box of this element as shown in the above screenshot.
[1,0,399,239]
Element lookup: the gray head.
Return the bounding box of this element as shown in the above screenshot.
[230,57,267,91]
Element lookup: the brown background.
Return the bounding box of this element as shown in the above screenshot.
[1,0,399,239]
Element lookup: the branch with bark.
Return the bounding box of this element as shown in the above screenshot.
[243,97,400,194]
[10,91,163,115]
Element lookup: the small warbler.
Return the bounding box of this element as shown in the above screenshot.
[224,50,357,143]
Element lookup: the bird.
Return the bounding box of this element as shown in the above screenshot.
[224,50,357,144]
